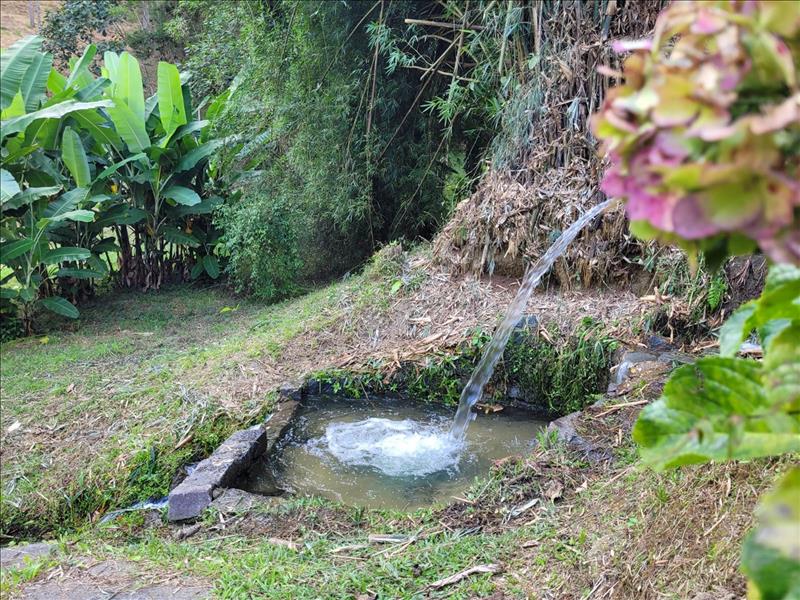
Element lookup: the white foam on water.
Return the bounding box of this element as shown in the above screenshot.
[308,417,464,477]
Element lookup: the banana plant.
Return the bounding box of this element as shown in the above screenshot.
[2,36,233,334]
[97,50,228,290]
[1,37,110,330]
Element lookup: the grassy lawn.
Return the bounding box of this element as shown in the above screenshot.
[0,280,357,539]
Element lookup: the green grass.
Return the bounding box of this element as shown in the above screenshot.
[0,279,373,539]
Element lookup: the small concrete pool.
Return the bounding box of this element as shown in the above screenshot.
[237,395,546,511]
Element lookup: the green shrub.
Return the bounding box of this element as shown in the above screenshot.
[217,190,302,302]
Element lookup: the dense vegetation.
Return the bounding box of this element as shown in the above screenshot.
[1,1,799,598]
[1,36,232,335]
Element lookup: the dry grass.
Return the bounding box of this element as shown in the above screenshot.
[433,2,666,285]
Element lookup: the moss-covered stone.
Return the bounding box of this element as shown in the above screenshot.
[308,318,616,419]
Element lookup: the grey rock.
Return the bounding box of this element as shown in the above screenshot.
[264,400,300,455]
[646,334,674,351]
[1,542,55,569]
[279,381,304,402]
[168,424,266,521]
[210,488,279,514]
[547,411,612,463]
[167,483,214,522]
[621,351,657,364]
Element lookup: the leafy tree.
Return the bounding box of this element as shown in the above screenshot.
[41,0,124,67]
[1,36,230,334]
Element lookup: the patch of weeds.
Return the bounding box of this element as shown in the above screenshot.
[500,317,616,416]
[2,408,271,540]
[309,320,615,417]
[309,329,490,405]
[0,556,54,597]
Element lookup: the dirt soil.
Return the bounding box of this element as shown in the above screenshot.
[0,1,60,47]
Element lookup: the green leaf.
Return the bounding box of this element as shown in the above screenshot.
[719,302,756,357]
[163,186,201,206]
[176,140,222,172]
[1,99,113,138]
[174,195,222,217]
[3,185,61,210]
[113,52,145,121]
[20,51,53,112]
[69,109,122,150]
[0,169,21,202]
[56,267,104,279]
[50,209,94,223]
[96,152,147,180]
[0,35,42,109]
[0,287,19,299]
[1,238,34,261]
[65,44,96,89]
[75,76,110,102]
[47,67,66,94]
[156,61,187,136]
[172,120,208,141]
[633,357,800,470]
[41,247,91,264]
[741,468,800,600]
[103,51,119,84]
[106,96,150,152]
[61,126,91,186]
[43,187,88,219]
[1,90,25,119]
[763,323,800,411]
[39,296,79,319]
[190,261,204,280]
[203,255,220,278]
[162,228,200,247]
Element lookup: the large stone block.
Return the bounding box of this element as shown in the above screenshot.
[167,424,266,521]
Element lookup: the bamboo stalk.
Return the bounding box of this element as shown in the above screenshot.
[403,18,485,31]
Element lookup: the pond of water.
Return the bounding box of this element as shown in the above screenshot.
[238,396,546,510]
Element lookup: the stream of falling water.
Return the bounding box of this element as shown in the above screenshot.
[449,198,615,438]
[298,199,615,480]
